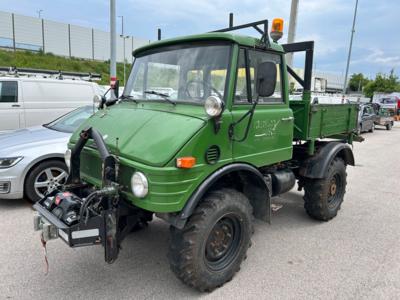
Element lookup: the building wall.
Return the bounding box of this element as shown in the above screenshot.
[0,11,150,62]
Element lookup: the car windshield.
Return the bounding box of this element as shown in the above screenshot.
[123,43,231,103]
[45,106,94,133]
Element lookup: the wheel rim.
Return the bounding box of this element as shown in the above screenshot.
[327,174,342,208]
[34,167,67,198]
[204,213,243,271]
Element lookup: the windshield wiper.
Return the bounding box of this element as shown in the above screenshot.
[144,90,176,106]
[119,94,138,103]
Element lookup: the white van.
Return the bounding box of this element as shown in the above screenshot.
[0,77,102,132]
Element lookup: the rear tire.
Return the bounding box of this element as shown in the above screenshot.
[386,123,392,130]
[303,158,347,221]
[24,160,68,203]
[168,188,253,292]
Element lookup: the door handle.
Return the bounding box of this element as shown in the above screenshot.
[281,116,294,122]
[11,104,20,107]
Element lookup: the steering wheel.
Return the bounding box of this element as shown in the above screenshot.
[185,79,223,100]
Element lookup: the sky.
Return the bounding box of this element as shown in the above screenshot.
[0,0,399,78]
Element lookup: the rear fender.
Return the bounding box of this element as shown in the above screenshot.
[299,142,354,179]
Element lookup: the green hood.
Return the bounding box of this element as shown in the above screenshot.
[70,104,206,167]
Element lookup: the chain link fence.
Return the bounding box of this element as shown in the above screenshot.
[0,11,150,63]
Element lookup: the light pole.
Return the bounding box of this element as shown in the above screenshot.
[342,0,359,95]
[110,0,117,97]
[37,9,43,19]
[287,0,299,67]
[118,15,129,86]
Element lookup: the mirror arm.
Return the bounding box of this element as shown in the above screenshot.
[213,116,222,134]
[229,98,259,142]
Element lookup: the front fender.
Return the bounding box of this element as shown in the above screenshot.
[170,163,270,229]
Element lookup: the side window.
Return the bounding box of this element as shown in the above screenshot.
[0,81,18,103]
[234,49,249,103]
[248,50,283,104]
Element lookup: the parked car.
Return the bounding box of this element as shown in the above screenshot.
[372,104,395,130]
[0,105,95,202]
[0,76,102,132]
[357,103,376,134]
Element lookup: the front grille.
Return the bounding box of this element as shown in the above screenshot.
[0,181,11,194]
[205,145,220,165]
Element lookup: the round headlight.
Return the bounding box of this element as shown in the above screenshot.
[131,172,148,198]
[204,96,224,117]
[64,149,71,171]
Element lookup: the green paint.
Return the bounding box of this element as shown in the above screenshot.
[69,32,358,213]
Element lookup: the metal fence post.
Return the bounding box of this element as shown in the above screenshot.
[68,24,72,57]
[41,19,45,53]
[11,13,16,52]
[92,28,95,60]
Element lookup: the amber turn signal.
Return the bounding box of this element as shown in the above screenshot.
[176,157,196,169]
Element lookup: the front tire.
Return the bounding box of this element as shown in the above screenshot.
[386,123,392,130]
[24,160,68,203]
[303,158,347,221]
[168,188,253,292]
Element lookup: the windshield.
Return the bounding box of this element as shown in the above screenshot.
[123,43,231,103]
[45,106,94,133]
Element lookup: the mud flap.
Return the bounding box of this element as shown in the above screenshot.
[104,208,119,263]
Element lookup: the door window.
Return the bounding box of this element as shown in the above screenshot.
[234,49,250,103]
[0,81,18,103]
[248,50,283,104]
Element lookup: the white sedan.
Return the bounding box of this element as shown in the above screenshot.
[0,106,94,202]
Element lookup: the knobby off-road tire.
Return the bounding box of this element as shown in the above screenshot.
[168,188,254,292]
[303,158,347,221]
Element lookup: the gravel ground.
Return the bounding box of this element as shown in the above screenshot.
[1,123,399,300]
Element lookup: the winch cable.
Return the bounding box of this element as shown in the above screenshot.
[79,191,99,225]
[40,234,49,275]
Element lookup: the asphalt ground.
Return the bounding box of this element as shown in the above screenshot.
[1,122,399,300]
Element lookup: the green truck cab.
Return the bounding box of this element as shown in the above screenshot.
[33,19,359,291]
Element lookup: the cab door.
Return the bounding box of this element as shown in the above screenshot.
[231,48,293,166]
[0,80,22,131]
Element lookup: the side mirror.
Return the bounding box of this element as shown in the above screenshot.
[256,61,277,98]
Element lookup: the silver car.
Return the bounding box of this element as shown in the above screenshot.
[0,105,94,202]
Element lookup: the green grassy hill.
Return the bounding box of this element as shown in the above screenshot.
[0,49,130,86]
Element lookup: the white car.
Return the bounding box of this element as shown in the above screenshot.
[0,76,102,132]
[0,105,94,202]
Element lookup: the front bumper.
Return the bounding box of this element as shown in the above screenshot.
[34,203,104,247]
[0,175,23,199]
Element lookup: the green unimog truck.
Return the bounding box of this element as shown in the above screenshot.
[33,18,360,291]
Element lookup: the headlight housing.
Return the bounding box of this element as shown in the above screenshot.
[64,149,71,171]
[204,96,224,117]
[131,172,148,198]
[0,157,23,169]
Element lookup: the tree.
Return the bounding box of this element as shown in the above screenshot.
[363,69,400,98]
[348,73,370,91]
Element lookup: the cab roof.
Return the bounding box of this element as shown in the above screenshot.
[132,32,284,56]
